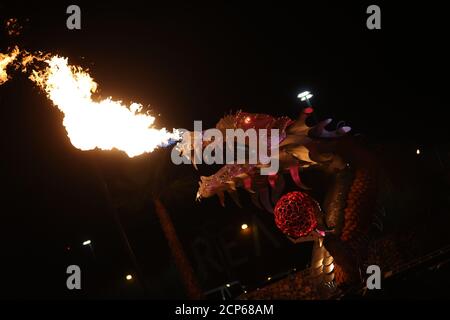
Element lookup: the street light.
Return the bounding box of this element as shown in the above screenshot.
[297,91,313,101]
[298,90,313,106]
[126,274,133,281]
[241,223,249,230]
[82,239,96,260]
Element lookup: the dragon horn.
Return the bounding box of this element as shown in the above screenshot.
[316,118,333,135]
[337,126,351,135]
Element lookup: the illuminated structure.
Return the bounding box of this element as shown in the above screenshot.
[178,103,382,291]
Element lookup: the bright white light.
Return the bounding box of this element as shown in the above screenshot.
[82,240,91,246]
[226,283,231,287]
[126,274,133,281]
[297,91,310,99]
[300,94,313,101]
[416,148,421,155]
[241,223,249,230]
[267,276,272,281]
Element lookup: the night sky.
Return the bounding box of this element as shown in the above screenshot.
[0,2,448,299]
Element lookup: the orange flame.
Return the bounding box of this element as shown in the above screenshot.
[0,46,19,84]
[1,48,180,157]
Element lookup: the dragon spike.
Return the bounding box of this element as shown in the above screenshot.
[226,180,237,191]
[259,188,274,213]
[217,191,225,207]
[250,192,263,210]
[310,118,352,138]
[288,145,315,164]
[228,190,242,208]
[243,177,255,193]
[289,165,311,190]
[310,118,333,138]
[337,126,351,135]
[268,174,278,189]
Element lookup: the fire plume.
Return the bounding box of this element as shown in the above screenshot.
[1,47,181,157]
[0,46,19,84]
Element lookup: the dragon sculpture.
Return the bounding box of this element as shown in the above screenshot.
[176,106,383,294]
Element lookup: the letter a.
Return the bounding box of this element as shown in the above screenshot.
[66,5,81,30]
[366,265,381,289]
[366,5,381,30]
[66,265,81,289]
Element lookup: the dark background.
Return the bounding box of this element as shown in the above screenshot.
[0,1,448,299]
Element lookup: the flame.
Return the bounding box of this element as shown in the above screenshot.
[1,48,181,157]
[0,46,19,84]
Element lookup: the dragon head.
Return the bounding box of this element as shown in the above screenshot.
[180,109,352,210]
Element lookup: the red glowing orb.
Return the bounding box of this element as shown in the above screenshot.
[274,191,319,238]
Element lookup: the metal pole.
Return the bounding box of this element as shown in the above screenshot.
[92,160,147,294]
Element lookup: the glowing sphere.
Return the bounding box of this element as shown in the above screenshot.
[274,191,319,238]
